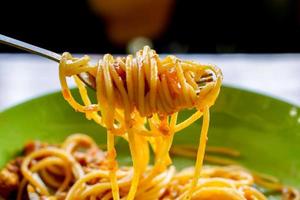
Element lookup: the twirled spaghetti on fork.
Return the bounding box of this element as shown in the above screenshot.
[59,46,222,199]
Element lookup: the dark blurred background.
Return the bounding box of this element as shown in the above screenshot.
[1,0,300,53]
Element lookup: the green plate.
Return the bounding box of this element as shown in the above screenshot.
[0,86,299,195]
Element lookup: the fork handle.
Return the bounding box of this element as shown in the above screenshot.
[0,34,61,62]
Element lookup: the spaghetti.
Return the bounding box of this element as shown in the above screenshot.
[1,46,297,199]
[58,46,222,200]
[14,134,270,200]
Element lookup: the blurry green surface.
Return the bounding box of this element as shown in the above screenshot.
[0,86,299,197]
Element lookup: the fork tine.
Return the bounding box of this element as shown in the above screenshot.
[196,73,214,84]
[201,73,213,78]
[195,72,216,95]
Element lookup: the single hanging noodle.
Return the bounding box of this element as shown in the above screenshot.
[58,46,223,200]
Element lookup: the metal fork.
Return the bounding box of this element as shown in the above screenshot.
[0,34,96,89]
[0,34,213,90]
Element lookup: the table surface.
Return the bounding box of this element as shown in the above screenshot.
[0,53,300,111]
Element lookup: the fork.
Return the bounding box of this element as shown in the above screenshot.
[0,34,96,89]
[0,34,213,90]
